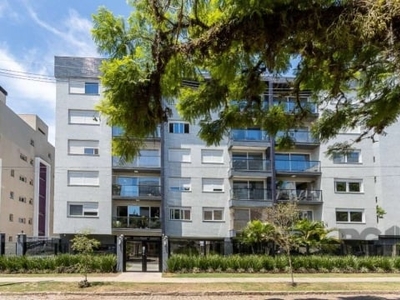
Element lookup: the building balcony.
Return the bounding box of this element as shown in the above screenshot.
[112,216,162,232]
[277,130,320,149]
[112,126,161,140]
[230,129,270,150]
[112,184,162,200]
[264,100,318,116]
[112,156,161,172]
[276,189,322,204]
[229,158,272,178]
[229,188,273,208]
[275,159,321,176]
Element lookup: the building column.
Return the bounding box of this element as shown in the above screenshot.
[16,233,26,256]
[224,237,233,255]
[116,234,125,272]
[162,235,169,272]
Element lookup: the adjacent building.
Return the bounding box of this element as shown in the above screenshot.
[53,56,400,270]
[0,86,54,247]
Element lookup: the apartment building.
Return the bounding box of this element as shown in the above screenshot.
[54,56,400,271]
[0,86,54,245]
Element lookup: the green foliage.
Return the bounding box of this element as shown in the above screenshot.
[92,0,400,159]
[167,254,400,273]
[0,254,116,274]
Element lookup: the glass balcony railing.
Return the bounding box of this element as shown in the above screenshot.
[112,216,161,229]
[277,131,319,144]
[264,101,318,114]
[112,184,161,197]
[276,189,322,202]
[275,160,320,173]
[231,188,272,201]
[112,156,161,168]
[112,126,161,138]
[232,158,271,172]
[231,129,269,142]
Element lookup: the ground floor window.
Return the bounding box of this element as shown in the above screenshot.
[169,239,224,256]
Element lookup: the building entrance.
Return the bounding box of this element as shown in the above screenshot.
[125,237,162,272]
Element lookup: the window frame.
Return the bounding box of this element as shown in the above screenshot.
[69,80,99,95]
[169,122,189,134]
[202,178,224,192]
[201,149,224,164]
[333,150,361,164]
[68,139,100,156]
[334,179,363,193]
[68,171,100,186]
[68,109,100,125]
[202,208,224,222]
[169,207,191,221]
[168,148,191,163]
[335,209,364,223]
[169,177,191,192]
[68,202,99,218]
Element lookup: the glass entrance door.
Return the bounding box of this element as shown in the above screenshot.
[125,239,161,272]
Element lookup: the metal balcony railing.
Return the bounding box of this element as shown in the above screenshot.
[231,188,272,201]
[275,159,321,173]
[112,184,161,197]
[112,216,161,229]
[232,158,272,172]
[276,189,322,202]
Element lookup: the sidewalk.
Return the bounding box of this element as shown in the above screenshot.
[1,272,400,283]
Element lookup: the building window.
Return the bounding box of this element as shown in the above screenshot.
[299,210,313,220]
[30,139,35,146]
[68,202,99,217]
[203,208,224,221]
[68,171,99,186]
[18,218,26,224]
[9,214,13,222]
[20,153,27,162]
[69,81,99,95]
[9,191,14,199]
[201,149,224,164]
[30,159,34,166]
[19,175,27,183]
[336,209,364,223]
[202,178,224,192]
[19,196,26,203]
[333,151,361,164]
[68,140,99,156]
[335,179,362,193]
[169,177,191,192]
[8,236,12,242]
[169,122,189,134]
[28,218,33,225]
[29,179,33,185]
[10,169,14,177]
[168,149,191,162]
[169,208,191,220]
[29,198,33,205]
[68,110,100,125]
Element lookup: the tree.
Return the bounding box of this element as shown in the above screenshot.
[92,0,400,159]
[239,219,275,254]
[71,231,101,288]
[293,219,339,255]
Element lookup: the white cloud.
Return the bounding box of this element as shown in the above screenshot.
[0,0,20,21]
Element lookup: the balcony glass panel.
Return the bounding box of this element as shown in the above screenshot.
[113,176,161,197]
[276,189,322,202]
[231,129,269,141]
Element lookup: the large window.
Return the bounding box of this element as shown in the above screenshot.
[202,178,224,192]
[203,208,224,221]
[201,149,223,164]
[68,202,99,217]
[333,151,361,164]
[336,209,364,223]
[68,110,100,125]
[68,140,99,156]
[169,122,189,134]
[112,176,160,197]
[69,81,99,95]
[170,207,191,220]
[168,149,191,162]
[68,171,99,186]
[169,177,191,192]
[335,179,362,193]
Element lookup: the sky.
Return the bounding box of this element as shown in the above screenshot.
[0,0,132,145]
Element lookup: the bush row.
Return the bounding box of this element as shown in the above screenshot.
[0,254,117,274]
[167,254,400,273]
